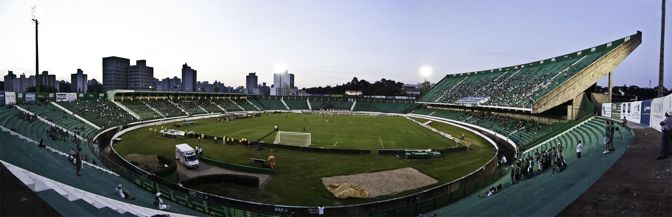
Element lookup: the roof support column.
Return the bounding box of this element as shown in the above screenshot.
[608,72,613,103]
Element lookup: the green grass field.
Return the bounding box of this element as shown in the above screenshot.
[115,113,495,206]
[159,113,459,149]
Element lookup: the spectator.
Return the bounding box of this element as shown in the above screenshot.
[608,121,617,151]
[154,193,170,211]
[317,206,325,216]
[115,184,135,200]
[75,147,82,176]
[68,150,76,164]
[602,135,611,154]
[656,111,672,160]
[576,140,583,159]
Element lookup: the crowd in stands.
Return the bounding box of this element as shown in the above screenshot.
[420,39,620,108]
[438,110,550,147]
[146,100,186,117]
[61,99,136,127]
[19,111,37,122]
[47,126,69,141]
[510,145,567,184]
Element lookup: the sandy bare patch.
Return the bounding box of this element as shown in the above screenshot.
[321,167,438,198]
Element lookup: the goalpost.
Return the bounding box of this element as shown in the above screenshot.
[274,131,312,147]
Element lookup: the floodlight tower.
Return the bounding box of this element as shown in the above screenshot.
[32,5,40,97]
[420,66,433,83]
[659,0,666,97]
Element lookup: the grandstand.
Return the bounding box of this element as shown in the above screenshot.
[174,99,209,115]
[254,96,288,110]
[353,98,417,113]
[0,126,201,216]
[412,108,559,150]
[20,103,99,139]
[429,117,635,216]
[234,98,260,111]
[310,97,352,110]
[284,96,310,110]
[419,32,641,115]
[58,99,137,128]
[212,99,243,112]
[117,99,162,120]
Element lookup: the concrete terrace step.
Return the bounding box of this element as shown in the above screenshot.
[2,160,194,217]
[0,131,201,216]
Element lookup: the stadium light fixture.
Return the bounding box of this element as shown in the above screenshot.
[274,62,289,73]
[420,65,433,82]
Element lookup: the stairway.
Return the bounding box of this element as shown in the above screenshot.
[229,99,246,111]
[280,97,290,110]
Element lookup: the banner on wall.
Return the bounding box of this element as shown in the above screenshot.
[5,92,16,105]
[25,93,36,103]
[611,103,622,119]
[600,94,672,132]
[640,100,652,126]
[55,93,77,102]
[602,103,612,117]
[623,101,641,124]
[649,96,670,131]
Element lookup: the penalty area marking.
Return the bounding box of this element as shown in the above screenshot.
[333,141,338,147]
[379,136,384,148]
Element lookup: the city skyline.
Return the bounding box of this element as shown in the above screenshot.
[0,0,670,89]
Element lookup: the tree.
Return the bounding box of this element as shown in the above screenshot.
[304,77,405,96]
[87,82,104,93]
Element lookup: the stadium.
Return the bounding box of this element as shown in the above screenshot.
[2,1,672,217]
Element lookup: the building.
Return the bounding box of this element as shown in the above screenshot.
[87,79,103,93]
[37,71,56,90]
[272,70,295,96]
[4,70,41,93]
[290,73,295,89]
[102,56,131,90]
[56,80,71,92]
[127,60,154,90]
[181,63,197,92]
[260,82,270,96]
[3,71,16,92]
[158,76,181,91]
[102,57,156,90]
[20,74,36,92]
[246,72,259,94]
[197,81,213,92]
[71,69,88,93]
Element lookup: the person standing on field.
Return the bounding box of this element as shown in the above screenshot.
[576,140,583,159]
[656,111,672,160]
[75,147,82,176]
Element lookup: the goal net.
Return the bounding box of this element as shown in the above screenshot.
[274,131,312,147]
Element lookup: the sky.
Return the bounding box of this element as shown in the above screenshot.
[0,0,670,89]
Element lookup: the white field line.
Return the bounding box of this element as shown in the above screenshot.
[379,136,384,148]
[333,141,338,147]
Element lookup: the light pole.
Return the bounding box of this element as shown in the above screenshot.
[32,5,39,98]
[420,66,433,83]
[659,0,666,97]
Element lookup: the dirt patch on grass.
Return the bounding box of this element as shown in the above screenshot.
[125,153,163,173]
[321,167,438,198]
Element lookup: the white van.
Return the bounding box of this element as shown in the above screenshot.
[175,144,199,169]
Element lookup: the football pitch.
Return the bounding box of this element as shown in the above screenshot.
[115,113,495,206]
[170,113,458,149]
